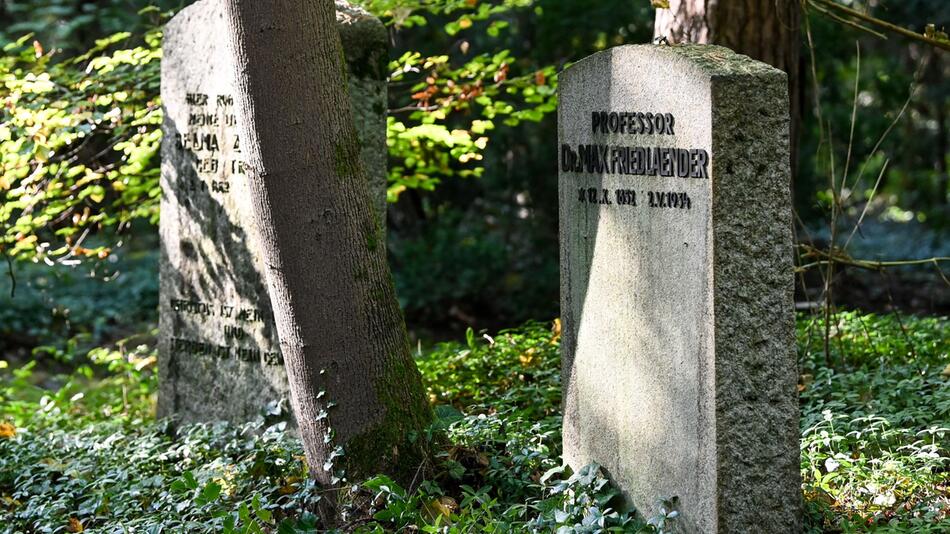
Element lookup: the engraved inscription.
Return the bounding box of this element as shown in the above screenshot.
[562,111,708,212]
[168,89,281,367]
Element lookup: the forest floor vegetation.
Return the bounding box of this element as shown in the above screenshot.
[0,314,947,533]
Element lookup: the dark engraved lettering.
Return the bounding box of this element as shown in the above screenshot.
[176,132,220,153]
[573,188,696,211]
[224,325,248,341]
[645,147,659,176]
[691,149,709,179]
[615,189,637,206]
[655,113,666,134]
[171,299,214,316]
[561,144,708,179]
[660,148,673,177]
[647,191,692,210]
[610,147,625,175]
[587,110,677,136]
[676,149,690,178]
[171,337,229,358]
[188,113,218,127]
[562,144,576,172]
[235,347,259,362]
[236,308,264,322]
[631,147,644,174]
[607,112,619,132]
[186,93,208,106]
[196,157,219,174]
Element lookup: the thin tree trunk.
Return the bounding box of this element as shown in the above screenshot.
[654,0,802,184]
[222,0,431,486]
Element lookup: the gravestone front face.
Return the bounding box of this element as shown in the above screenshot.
[559,45,800,533]
[158,0,388,425]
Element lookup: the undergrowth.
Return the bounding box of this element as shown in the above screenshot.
[798,312,949,532]
[0,314,947,532]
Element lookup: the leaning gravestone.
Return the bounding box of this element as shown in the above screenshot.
[559,45,800,533]
[158,0,388,425]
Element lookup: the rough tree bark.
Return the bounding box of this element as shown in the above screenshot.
[654,0,802,182]
[222,0,431,486]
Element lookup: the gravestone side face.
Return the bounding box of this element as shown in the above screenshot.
[158,0,388,426]
[558,45,800,533]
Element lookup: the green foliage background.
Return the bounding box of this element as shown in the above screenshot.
[0,2,948,531]
[2,0,947,328]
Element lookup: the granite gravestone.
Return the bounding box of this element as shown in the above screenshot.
[559,45,800,533]
[158,0,388,425]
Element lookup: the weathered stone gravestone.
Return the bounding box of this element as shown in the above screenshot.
[559,45,800,532]
[158,0,388,425]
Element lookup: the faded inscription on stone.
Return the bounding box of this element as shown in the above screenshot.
[158,0,388,425]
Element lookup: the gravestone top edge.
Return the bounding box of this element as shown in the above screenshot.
[164,0,386,62]
[561,44,787,83]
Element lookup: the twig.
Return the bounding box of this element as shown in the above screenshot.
[841,42,860,197]
[824,118,838,365]
[388,104,442,114]
[796,246,950,273]
[842,159,889,250]
[847,63,922,205]
[810,0,950,52]
[882,269,918,360]
[931,259,950,287]
[804,13,833,365]
[809,2,887,40]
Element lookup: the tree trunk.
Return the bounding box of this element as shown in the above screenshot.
[222,0,431,486]
[654,0,801,183]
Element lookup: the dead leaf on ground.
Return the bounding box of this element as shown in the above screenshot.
[519,348,537,367]
[550,318,561,345]
[279,476,302,495]
[423,496,458,521]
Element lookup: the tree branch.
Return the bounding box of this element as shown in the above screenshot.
[809,0,950,52]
